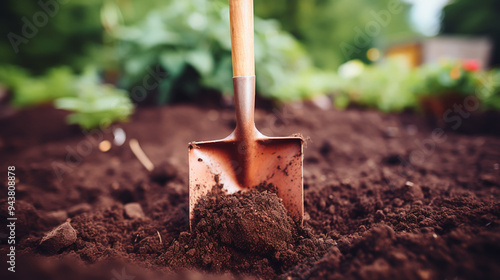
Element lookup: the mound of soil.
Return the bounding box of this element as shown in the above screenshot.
[158,187,332,278]
[192,187,297,255]
[0,103,499,280]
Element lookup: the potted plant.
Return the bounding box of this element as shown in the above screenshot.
[413,59,481,124]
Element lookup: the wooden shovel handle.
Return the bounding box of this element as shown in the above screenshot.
[229,0,255,77]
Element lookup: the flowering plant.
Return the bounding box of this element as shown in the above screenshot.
[412,59,482,96]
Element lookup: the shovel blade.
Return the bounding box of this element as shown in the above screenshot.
[188,136,303,225]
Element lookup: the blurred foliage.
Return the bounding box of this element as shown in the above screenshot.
[0,0,414,73]
[0,65,133,129]
[412,60,481,97]
[55,69,134,129]
[441,0,500,66]
[333,58,417,112]
[2,0,499,118]
[0,65,75,107]
[476,69,500,111]
[0,0,103,73]
[333,58,500,112]
[0,0,169,72]
[1,0,342,104]
[114,0,338,103]
[255,0,415,69]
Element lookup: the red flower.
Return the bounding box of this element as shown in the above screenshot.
[462,59,480,72]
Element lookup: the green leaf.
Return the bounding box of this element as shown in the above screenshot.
[185,49,214,76]
[159,51,186,78]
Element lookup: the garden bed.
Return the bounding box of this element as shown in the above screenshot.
[0,103,499,280]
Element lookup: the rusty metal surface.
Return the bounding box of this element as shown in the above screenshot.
[188,76,304,227]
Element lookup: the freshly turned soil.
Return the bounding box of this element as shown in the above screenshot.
[0,103,499,280]
[158,187,331,278]
[192,187,297,255]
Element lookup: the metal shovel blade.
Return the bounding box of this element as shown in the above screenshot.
[189,136,303,220]
[188,76,304,227]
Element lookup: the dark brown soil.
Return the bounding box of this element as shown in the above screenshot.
[192,187,297,256]
[0,102,499,280]
[157,187,331,278]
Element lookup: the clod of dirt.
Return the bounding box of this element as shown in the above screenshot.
[150,161,178,185]
[39,222,77,254]
[124,202,145,219]
[402,181,424,201]
[193,188,296,254]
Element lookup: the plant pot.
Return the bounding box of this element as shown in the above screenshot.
[418,92,500,135]
[418,92,470,128]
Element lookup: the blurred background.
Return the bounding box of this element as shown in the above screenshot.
[0,0,499,129]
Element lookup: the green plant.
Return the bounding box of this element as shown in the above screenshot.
[412,60,480,97]
[113,0,338,103]
[0,65,134,129]
[0,0,173,73]
[333,58,417,112]
[332,59,500,113]
[255,0,415,68]
[54,69,134,129]
[476,68,500,111]
[0,65,75,107]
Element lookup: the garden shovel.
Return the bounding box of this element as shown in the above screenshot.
[188,0,303,227]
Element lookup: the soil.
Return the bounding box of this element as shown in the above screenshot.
[161,186,331,277]
[0,102,499,280]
